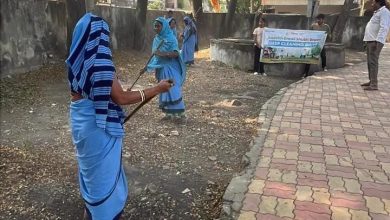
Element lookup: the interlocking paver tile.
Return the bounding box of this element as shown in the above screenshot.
[237,47,390,220]
[295,200,331,214]
[329,176,346,191]
[259,196,277,214]
[331,206,352,220]
[364,196,387,214]
[248,180,265,194]
[276,198,294,218]
[344,178,362,194]
[294,210,331,220]
[242,194,261,212]
[350,210,372,220]
[312,187,331,204]
[238,211,256,220]
[295,185,313,201]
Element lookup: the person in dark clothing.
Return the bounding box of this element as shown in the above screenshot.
[253,17,267,76]
[303,14,332,78]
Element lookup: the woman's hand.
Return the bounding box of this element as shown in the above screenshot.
[157,79,174,93]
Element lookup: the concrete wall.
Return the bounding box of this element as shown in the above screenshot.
[95,6,187,52]
[1,2,371,76]
[1,0,67,77]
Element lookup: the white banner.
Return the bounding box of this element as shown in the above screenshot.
[261,28,327,64]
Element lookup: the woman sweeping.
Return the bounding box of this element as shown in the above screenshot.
[180,16,198,65]
[67,13,172,219]
[148,17,187,120]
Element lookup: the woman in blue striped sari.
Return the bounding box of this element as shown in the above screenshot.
[148,17,187,120]
[67,13,172,220]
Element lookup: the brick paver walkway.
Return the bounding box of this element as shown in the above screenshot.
[238,45,390,220]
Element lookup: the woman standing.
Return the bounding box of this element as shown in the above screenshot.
[167,17,178,39]
[148,17,187,120]
[180,16,198,65]
[67,13,172,219]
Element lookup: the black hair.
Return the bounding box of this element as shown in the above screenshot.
[375,0,387,7]
[316,14,325,19]
[169,18,176,25]
[168,10,173,14]
[260,17,266,22]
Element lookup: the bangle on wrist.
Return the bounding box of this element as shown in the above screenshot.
[138,90,145,102]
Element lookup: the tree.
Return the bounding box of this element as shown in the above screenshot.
[148,0,164,10]
[133,0,148,50]
[192,0,203,21]
[332,0,355,43]
[222,0,237,37]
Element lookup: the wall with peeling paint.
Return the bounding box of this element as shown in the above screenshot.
[0,0,67,77]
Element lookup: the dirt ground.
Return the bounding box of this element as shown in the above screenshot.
[0,49,365,220]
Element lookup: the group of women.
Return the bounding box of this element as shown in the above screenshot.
[67,12,197,220]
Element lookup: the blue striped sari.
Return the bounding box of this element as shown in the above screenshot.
[66,13,127,219]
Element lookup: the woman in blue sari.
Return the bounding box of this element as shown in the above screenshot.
[167,17,178,39]
[67,13,171,220]
[148,17,187,119]
[180,16,198,65]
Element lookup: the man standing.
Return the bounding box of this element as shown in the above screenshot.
[253,17,267,76]
[303,14,331,77]
[362,0,390,91]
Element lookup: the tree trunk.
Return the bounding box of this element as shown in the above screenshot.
[192,0,203,21]
[222,0,237,37]
[133,0,148,50]
[332,0,354,43]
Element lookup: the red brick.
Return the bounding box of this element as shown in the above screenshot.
[377,154,390,163]
[272,158,298,165]
[323,146,349,156]
[334,139,348,148]
[270,163,297,171]
[370,213,390,220]
[275,140,299,148]
[347,141,372,151]
[295,201,331,214]
[300,152,325,158]
[300,136,323,145]
[297,178,328,188]
[299,156,325,163]
[330,191,364,201]
[256,214,290,220]
[298,172,327,181]
[354,163,383,171]
[266,181,296,191]
[262,148,274,156]
[352,158,379,165]
[280,127,300,135]
[254,167,269,180]
[330,197,367,210]
[361,182,390,192]
[326,165,355,173]
[327,170,357,179]
[242,193,261,212]
[294,210,331,220]
[301,124,321,131]
[263,188,296,199]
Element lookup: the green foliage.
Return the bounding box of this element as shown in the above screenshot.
[148,0,164,10]
[311,44,322,56]
[235,0,262,13]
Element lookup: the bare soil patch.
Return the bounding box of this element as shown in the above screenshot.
[2,48,317,219]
